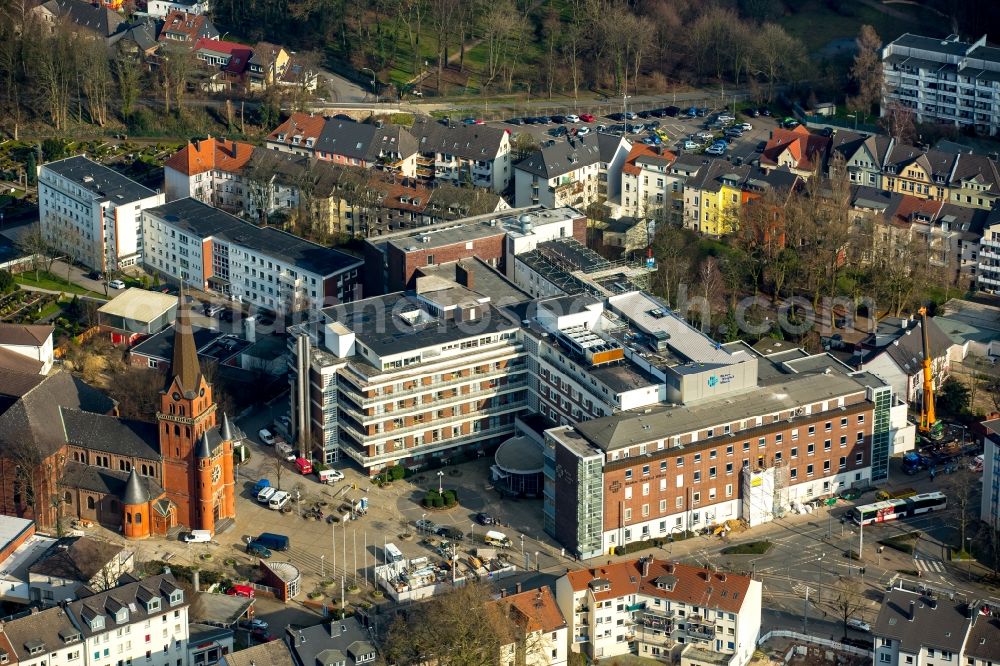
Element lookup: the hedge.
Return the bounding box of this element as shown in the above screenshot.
[613,531,695,556]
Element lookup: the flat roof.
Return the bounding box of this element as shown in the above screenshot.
[148,198,362,277]
[97,288,177,323]
[0,516,33,551]
[417,258,531,307]
[322,292,519,358]
[568,370,870,452]
[43,156,157,204]
[494,435,544,474]
[0,534,58,586]
[589,361,659,393]
[386,221,504,253]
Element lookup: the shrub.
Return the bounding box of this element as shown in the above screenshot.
[389,466,405,481]
[721,540,772,555]
[432,495,444,508]
[879,532,919,555]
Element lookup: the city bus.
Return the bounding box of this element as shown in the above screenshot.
[849,491,947,525]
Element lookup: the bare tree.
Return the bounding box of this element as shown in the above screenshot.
[78,38,112,126]
[945,469,979,559]
[881,100,917,144]
[114,51,142,119]
[17,223,52,281]
[832,576,867,639]
[848,25,883,119]
[104,367,163,420]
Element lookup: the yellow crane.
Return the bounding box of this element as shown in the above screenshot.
[917,306,943,438]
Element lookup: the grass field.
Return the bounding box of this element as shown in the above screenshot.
[15,271,100,297]
[778,0,945,55]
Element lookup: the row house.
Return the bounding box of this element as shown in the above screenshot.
[157,11,218,44]
[410,116,514,193]
[682,160,800,236]
[881,33,1000,137]
[873,586,1000,666]
[148,0,209,18]
[33,0,126,39]
[514,133,631,209]
[848,185,988,287]
[555,558,761,665]
[830,130,1000,207]
[618,144,679,221]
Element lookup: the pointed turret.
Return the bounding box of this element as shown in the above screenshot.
[123,468,149,506]
[220,413,233,441]
[168,287,202,397]
[196,431,213,459]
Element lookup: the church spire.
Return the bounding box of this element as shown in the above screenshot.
[169,287,202,397]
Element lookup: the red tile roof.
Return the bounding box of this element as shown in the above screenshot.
[158,11,210,43]
[621,144,676,176]
[564,558,751,613]
[494,587,566,634]
[889,193,943,228]
[163,137,255,177]
[760,125,830,173]
[266,112,327,146]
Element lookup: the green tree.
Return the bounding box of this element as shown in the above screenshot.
[41,138,67,161]
[0,269,14,294]
[25,151,36,186]
[937,377,971,418]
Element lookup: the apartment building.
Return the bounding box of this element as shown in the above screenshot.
[873,585,1000,666]
[618,144,679,221]
[541,291,893,557]
[410,117,513,193]
[977,209,1000,293]
[555,558,761,665]
[0,606,86,666]
[163,137,255,205]
[980,418,1000,527]
[758,126,830,178]
[682,160,800,236]
[882,33,1000,136]
[492,587,569,666]
[39,156,164,272]
[513,133,631,209]
[828,131,895,188]
[142,198,362,313]
[287,278,528,470]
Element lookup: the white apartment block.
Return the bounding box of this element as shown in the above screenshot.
[142,198,362,314]
[514,134,630,209]
[494,587,569,666]
[0,574,190,666]
[979,210,1000,293]
[981,419,1000,527]
[882,33,1000,137]
[619,146,682,222]
[410,117,513,193]
[555,558,761,665]
[39,156,164,272]
[288,284,528,470]
[873,586,1000,666]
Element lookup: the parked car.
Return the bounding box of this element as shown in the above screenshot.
[227,585,255,598]
[254,532,290,551]
[846,618,871,633]
[759,107,772,116]
[258,428,276,446]
[416,519,436,532]
[686,107,698,117]
[697,107,710,116]
[664,106,680,117]
[239,619,269,631]
[537,116,552,124]
[682,140,698,150]
[696,131,715,141]
[608,112,624,121]
[636,110,651,119]
[744,108,760,117]
[204,303,224,317]
[318,468,344,483]
[645,120,660,130]
[576,126,591,136]
[86,270,103,280]
[523,116,539,125]
[724,128,743,138]
[181,530,212,543]
[506,117,524,125]
[595,124,608,132]
[550,115,567,124]
[549,126,568,137]
[717,113,735,123]
[705,145,726,156]
[246,541,272,558]
[436,526,464,540]
[257,486,276,504]
[476,512,495,525]
[781,117,799,128]
[741,122,753,131]
[624,111,637,120]
[461,117,483,125]
[565,114,580,123]
[580,113,595,122]
[108,279,126,290]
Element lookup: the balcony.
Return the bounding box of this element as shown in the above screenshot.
[339,361,527,406]
[341,422,519,466]
[339,398,529,443]
[339,379,529,424]
[687,626,716,641]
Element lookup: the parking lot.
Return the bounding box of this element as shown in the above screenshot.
[481,104,785,163]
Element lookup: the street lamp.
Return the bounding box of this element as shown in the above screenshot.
[470,523,475,544]
[437,470,444,494]
[520,534,524,558]
[321,554,325,577]
[421,512,427,533]
[535,551,540,572]
[360,67,378,103]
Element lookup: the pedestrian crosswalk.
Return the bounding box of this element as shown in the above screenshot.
[915,557,946,573]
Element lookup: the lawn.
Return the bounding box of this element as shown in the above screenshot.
[778,0,945,56]
[721,540,773,555]
[15,271,102,298]
[879,532,919,554]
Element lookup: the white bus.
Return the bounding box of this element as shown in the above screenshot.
[384,542,404,563]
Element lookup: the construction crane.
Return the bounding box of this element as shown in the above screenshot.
[917,306,944,439]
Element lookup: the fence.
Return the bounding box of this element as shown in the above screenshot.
[792,103,881,134]
[54,325,101,359]
[758,629,874,660]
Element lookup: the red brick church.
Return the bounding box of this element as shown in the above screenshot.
[0,295,237,538]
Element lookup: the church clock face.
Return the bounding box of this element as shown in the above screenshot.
[212,465,221,483]
[200,388,206,397]
[172,392,181,401]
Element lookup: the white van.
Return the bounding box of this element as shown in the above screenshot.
[257,486,276,504]
[182,530,212,543]
[268,491,291,510]
[384,542,405,563]
[275,441,296,462]
[318,469,344,484]
[484,530,512,548]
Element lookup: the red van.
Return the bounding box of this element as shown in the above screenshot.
[227,584,255,598]
[295,458,313,475]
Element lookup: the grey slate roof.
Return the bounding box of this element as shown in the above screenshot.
[0,370,115,460]
[316,119,417,161]
[285,617,378,666]
[516,134,604,179]
[596,132,628,162]
[122,468,149,505]
[39,0,126,37]
[195,431,212,459]
[0,347,44,374]
[61,408,160,460]
[949,152,1000,189]
[873,588,970,653]
[110,18,159,52]
[62,462,164,501]
[28,536,127,582]
[0,323,54,346]
[147,198,362,277]
[877,317,955,374]
[885,144,957,181]
[411,116,507,160]
[889,33,980,58]
[67,574,185,638]
[0,606,83,662]
[965,614,1000,662]
[42,155,156,203]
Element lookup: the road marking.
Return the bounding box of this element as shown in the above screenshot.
[915,557,946,573]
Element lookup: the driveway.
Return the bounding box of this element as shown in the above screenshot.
[320,71,368,104]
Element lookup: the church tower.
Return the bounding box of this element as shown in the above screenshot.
[157,291,218,530]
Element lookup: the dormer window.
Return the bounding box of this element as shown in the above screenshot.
[24,641,45,656]
[292,136,301,145]
[305,138,314,147]
[115,608,128,624]
[88,615,105,631]
[147,598,161,613]
[277,134,286,142]
[0,649,8,664]
[169,590,183,606]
